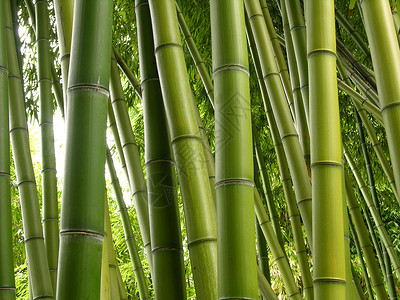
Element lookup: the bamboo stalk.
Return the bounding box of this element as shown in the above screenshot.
[211,0,259,297]
[247,14,314,299]
[345,149,400,280]
[106,149,150,300]
[136,1,186,298]
[254,189,301,300]
[109,55,152,272]
[345,172,388,299]
[280,0,310,166]
[57,1,113,298]
[5,0,54,297]
[148,0,218,298]
[0,0,15,297]
[308,1,346,298]
[176,2,214,107]
[245,0,313,244]
[360,0,400,207]
[257,267,279,300]
[35,0,59,291]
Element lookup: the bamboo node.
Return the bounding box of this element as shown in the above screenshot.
[381,101,400,114]
[313,277,346,284]
[307,48,337,59]
[67,84,110,97]
[213,64,250,76]
[0,66,8,74]
[187,237,217,248]
[215,178,254,188]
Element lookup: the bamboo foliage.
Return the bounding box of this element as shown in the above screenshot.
[0,0,15,298]
[57,0,113,298]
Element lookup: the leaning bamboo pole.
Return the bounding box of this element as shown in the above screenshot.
[5,0,53,298]
[57,0,113,298]
[148,1,217,298]
[136,1,186,298]
[247,16,313,299]
[245,0,313,243]
[360,0,400,207]
[211,0,258,298]
[35,0,59,291]
[0,0,15,297]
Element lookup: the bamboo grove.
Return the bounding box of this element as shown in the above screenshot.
[2,0,400,299]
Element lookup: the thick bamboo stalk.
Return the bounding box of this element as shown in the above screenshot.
[360,0,400,207]
[345,150,400,280]
[211,0,258,297]
[5,0,54,298]
[57,1,113,298]
[247,16,314,299]
[0,0,15,297]
[280,0,310,166]
[136,1,186,298]
[345,172,388,299]
[307,1,346,298]
[148,0,218,298]
[245,0,313,243]
[35,0,59,291]
[105,149,150,300]
[109,55,152,272]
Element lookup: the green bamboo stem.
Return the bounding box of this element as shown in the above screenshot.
[24,0,65,118]
[176,2,214,106]
[283,0,310,122]
[0,0,15,297]
[254,134,284,249]
[254,189,301,300]
[105,149,150,300]
[148,1,218,298]
[104,200,123,300]
[354,104,398,299]
[136,1,186,298]
[116,267,129,300]
[107,101,130,187]
[351,264,366,300]
[112,46,142,98]
[348,214,374,299]
[280,0,311,166]
[392,10,400,47]
[57,1,113,298]
[337,80,384,125]
[336,38,377,92]
[335,8,371,61]
[345,172,388,299]
[35,0,59,291]
[259,0,295,120]
[211,0,258,298]
[247,15,313,299]
[337,58,399,202]
[360,0,400,207]
[109,55,152,272]
[101,202,111,300]
[341,58,379,106]
[245,0,313,243]
[256,217,270,285]
[53,0,74,109]
[345,149,400,280]
[308,1,346,298]
[5,0,54,298]
[257,267,279,300]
